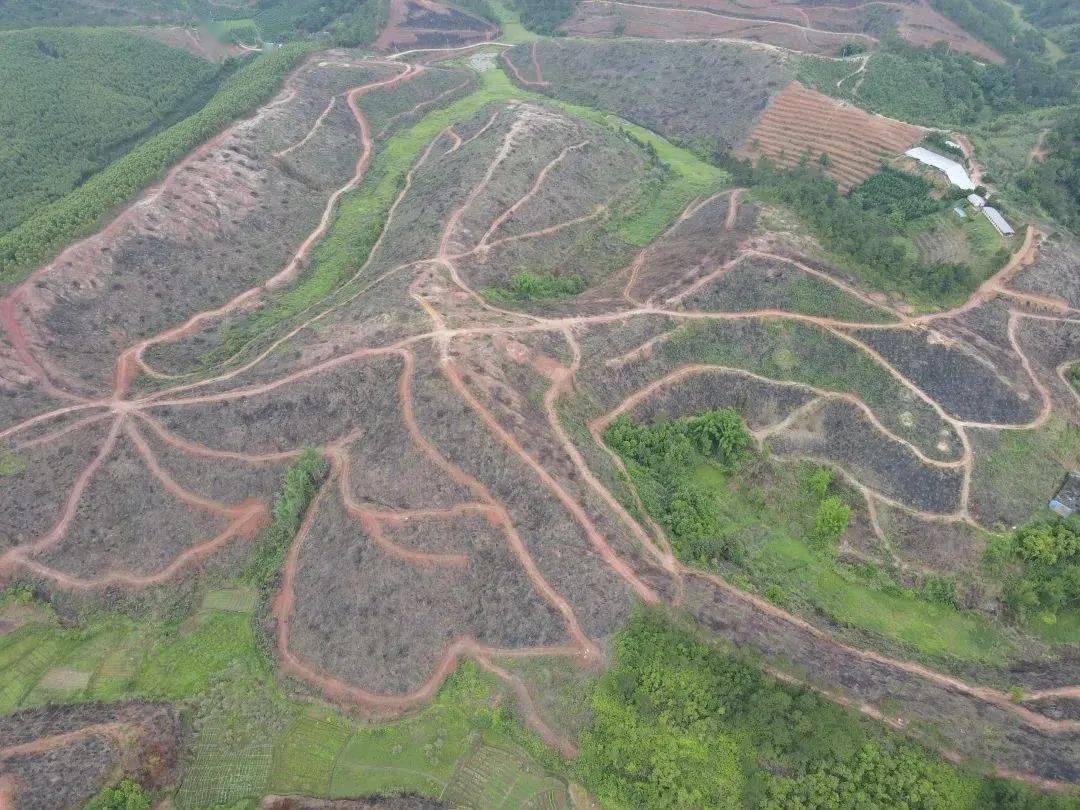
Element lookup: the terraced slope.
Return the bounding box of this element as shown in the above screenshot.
[736,81,925,190]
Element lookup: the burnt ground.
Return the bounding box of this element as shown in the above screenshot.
[506,39,789,157]
[1,37,1079,794]
[0,702,182,809]
[374,0,496,53]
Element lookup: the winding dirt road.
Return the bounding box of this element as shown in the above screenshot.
[0,42,1077,792]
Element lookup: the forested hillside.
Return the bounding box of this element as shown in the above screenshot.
[0,27,222,235]
[0,0,246,29]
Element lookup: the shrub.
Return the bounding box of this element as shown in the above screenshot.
[486,271,586,301]
[922,575,960,608]
[802,465,834,499]
[811,496,852,551]
[999,516,1080,619]
[85,780,151,810]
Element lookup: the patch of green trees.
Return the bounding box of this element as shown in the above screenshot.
[0,28,223,236]
[576,608,1061,809]
[244,448,329,595]
[604,409,753,565]
[514,0,576,35]
[0,41,312,290]
[734,159,981,304]
[84,780,151,810]
[991,515,1080,621]
[485,271,587,301]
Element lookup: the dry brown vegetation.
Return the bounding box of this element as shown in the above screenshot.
[562,0,1002,61]
[1,37,1079,794]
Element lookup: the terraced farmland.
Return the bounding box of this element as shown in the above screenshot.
[736,81,924,190]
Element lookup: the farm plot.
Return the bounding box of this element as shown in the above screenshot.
[768,399,964,513]
[968,419,1080,528]
[1010,233,1080,310]
[649,319,961,459]
[443,744,564,808]
[676,253,898,323]
[736,81,923,191]
[853,326,1041,425]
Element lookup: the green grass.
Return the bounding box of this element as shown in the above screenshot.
[971,418,1080,529]
[760,532,1009,663]
[1026,608,1080,644]
[202,586,258,613]
[0,450,26,476]
[487,0,539,44]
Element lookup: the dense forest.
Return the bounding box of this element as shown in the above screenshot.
[514,0,576,35]
[577,609,1074,809]
[0,27,222,235]
[0,41,312,288]
[0,0,250,29]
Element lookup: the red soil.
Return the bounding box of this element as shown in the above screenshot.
[736,81,925,191]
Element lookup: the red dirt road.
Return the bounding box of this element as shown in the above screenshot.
[1,43,1077,789]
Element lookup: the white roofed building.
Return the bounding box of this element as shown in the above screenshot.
[904,147,977,190]
[983,206,1015,236]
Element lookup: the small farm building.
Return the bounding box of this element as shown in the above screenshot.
[967,193,986,208]
[904,147,977,190]
[1049,471,1080,517]
[953,206,966,217]
[983,206,1015,236]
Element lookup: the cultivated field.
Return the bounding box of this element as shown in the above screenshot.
[1,23,1079,807]
[736,80,924,190]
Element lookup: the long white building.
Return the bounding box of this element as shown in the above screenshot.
[904,147,977,191]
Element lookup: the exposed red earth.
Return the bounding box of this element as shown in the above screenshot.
[0,38,1078,793]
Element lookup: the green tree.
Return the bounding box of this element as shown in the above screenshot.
[85,779,151,810]
[811,496,852,550]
